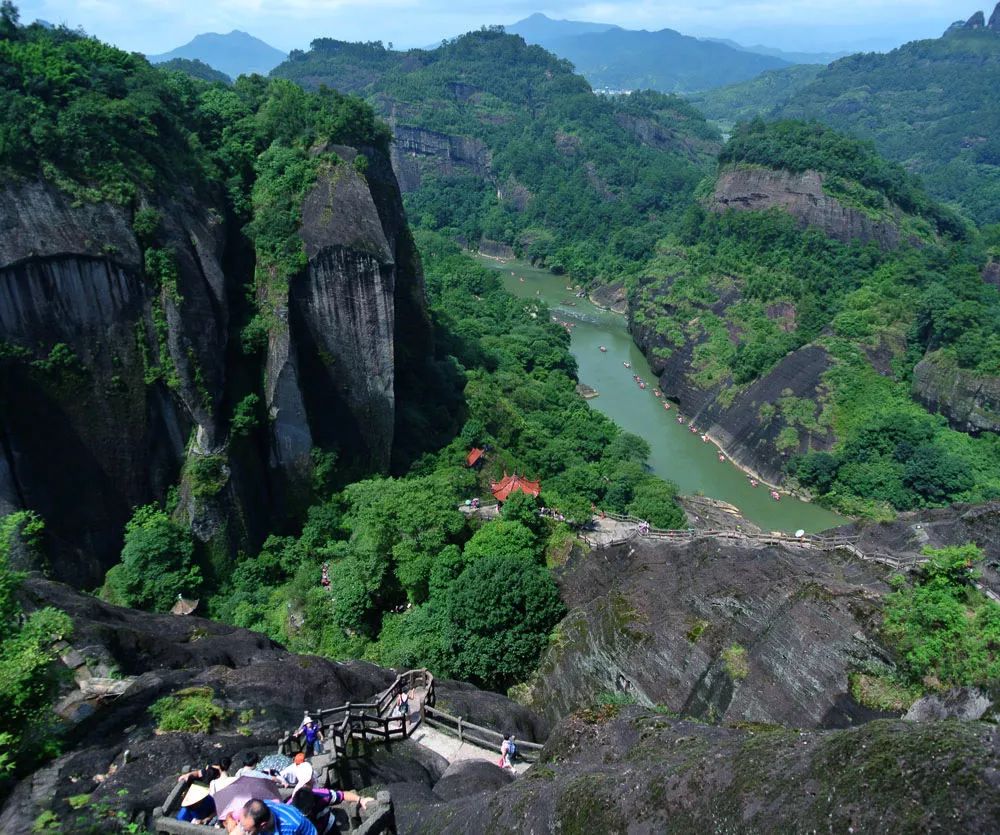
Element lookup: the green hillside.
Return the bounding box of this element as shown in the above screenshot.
[690,28,1000,225]
[156,57,231,84]
[687,64,822,129]
[272,29,721,282]
[631,121,1000,517]
[778,29,1000,224]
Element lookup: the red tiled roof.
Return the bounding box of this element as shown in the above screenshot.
[466,447,485,467]
[490,472,541,502]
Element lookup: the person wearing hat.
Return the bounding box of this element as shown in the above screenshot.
[296,715,324,756]
[175,767,219,824]
[278,753,313,788]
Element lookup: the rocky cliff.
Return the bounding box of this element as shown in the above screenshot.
[0,143,434,583]
[401,708,1000,834]
[912,351,1000,435]
[710,166,905,250]
[520,537,895,729]
[388,125,493,194]
[0,180,230,583]
[629,277,836,485]
[0,576,538,835]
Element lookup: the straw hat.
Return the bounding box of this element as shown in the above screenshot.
[180,783,211,807]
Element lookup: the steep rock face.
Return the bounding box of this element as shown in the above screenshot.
[992,3,1000,31]
[266,148,403,484]
[912,352,1000,434]
[966,10,987,28]
[1,142,433,580]
[0,577,538,835]
[614,111,721,161]
[0,181,230,584]
[522,538,895,729]
[388,124,492,193]
[401,709,1000,834]
[710,166,904,250]
[630,291,835,484]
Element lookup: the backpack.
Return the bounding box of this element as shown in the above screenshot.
[506,740,517,761]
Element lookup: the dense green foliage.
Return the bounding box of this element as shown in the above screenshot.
[102,505,201,611]
[687,64,822,129]
[883,545,1000,688]
[0,512,72,781]
[0,18,210,202]
[208,236,684,689]
[149,687,230,733]
[272,29,719,283]
[157,57,232,84]
[691,29,1000,224]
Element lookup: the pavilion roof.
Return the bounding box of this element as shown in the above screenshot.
[490,472,541,502]
[466,447,485,467]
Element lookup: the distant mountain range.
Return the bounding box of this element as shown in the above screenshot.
[147,30,286,79]
[504,14,788,93]
[701,38,849,66]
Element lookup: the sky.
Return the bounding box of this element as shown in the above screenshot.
[14,0,979,56]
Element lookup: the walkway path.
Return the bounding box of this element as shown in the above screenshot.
[379,679,529,774]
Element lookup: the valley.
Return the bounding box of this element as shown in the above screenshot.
[1,3,999,832]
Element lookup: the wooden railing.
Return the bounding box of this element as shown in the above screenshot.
[279,669,436,758]
[422,705,544,763]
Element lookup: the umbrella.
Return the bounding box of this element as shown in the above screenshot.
[211,775,283,821]
[257,753,293,774]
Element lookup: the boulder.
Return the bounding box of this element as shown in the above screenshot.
[433,679,550,743]
[432,760,513,801]
[905,688,995,722]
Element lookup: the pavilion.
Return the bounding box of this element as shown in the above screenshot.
[490,472,541,503]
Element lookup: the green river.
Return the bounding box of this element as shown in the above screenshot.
[483,257,848,534]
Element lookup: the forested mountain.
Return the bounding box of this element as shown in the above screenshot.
[505,16,790,93]
[689,6,1000,224]
[148,29,286,78]
[273,29,721,282]
[628,120,1000,516]
[155,56,231,83]
[687,64,822,128]
[504,12,618,42]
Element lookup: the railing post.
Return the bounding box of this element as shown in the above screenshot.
[457,716,463,743]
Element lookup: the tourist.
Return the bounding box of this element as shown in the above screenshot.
[290,780,370,833]
[498,735,516,771]
[298,717,324,756]
[174,764,222,823]
[279,754,313,788]
[395,688,410,719]
[235,751,273,780]
[177,757,230,783]
[239,798,316,835]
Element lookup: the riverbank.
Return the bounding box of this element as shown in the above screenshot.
[481,254,847,533]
